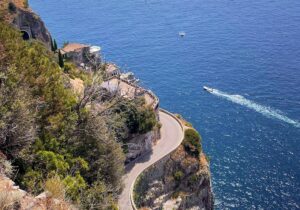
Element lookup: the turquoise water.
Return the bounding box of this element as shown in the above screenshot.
[30,0,300,209]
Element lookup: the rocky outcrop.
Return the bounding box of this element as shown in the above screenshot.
[0,154,74,210]
[125,130,159,163]
[11,7,52,49]
[134,145,214,210]
[0,175,75,210]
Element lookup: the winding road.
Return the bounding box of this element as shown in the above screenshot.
[118,110,184,210]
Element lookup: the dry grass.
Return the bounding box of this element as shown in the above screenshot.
[0,159,13,177]
[45,198,73,210]
[44,176,66,200]
[69,78,84,97]
[0,191,23,210]
[199,153,208,167]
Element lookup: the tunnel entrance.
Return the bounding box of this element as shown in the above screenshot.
[21,31,30,40]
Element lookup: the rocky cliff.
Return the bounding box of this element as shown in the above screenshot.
[1,0,52,49]
[125,130,160,163]
[12,7,52,49]
[0,0,52,49]
[0,154,75,210]
[134,126,214,210]
[0,175,75,210]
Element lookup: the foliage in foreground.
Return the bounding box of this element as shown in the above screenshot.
[0,21,157,209]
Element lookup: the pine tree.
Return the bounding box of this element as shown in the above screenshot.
[53,39,58,51]
[58,51,64,68]
[51,38,54,52]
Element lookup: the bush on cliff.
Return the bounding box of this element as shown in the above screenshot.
[174,170,184,182]
[182,129,202,157]
[112,97,157,137]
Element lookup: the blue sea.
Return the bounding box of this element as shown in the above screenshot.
[30,0,300,209]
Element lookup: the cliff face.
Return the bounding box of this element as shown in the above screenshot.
[134,145,214,210]
[125,130,159,163]
[11,7,52,49]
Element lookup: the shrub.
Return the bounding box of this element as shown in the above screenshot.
[36,151,70,174]
[0,191,22,210]
[113,98,157,135]
[182,129,202,157]
[63,173,86,202]
[58,50,64,68]
[80,181,117,210]
[188,174,199,186]
[21,170,43,194]
[137,107,157,134]
[173,170,184,182]
[44,175,65,200]
[0,159,13,177]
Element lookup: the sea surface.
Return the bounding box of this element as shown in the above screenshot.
[30,0,300,209]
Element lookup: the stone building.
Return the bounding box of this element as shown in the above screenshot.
[60,43,90,66]
[60,43,101,69]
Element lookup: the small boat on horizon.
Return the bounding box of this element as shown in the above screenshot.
[203,86,214,93]
[179,31,186,37]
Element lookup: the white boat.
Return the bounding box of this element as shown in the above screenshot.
[203,86,214,93]
[179,31,186,37]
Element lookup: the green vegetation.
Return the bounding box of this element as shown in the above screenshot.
[182,129,202,157]
[133,173,144,207]
[173,170,184,182]
[44,175,66,200]
[188,174,200,186]
[51,38,57,52]
[112,97,157,137]
[58,50,64,67]
[0,20,158,209]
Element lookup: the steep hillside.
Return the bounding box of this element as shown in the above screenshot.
[0,15,158,209]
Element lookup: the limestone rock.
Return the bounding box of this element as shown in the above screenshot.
[125,131,158,163]
[134,145,214,210]
[12,7,52,49]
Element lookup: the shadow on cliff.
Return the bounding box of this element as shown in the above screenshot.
[125,149,153,173]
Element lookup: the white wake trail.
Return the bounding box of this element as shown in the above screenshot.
[209,88,300,128]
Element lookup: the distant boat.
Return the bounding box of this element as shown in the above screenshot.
[179,31,186,37]
[203,86,214,93]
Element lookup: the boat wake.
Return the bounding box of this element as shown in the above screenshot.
[209,88,300,128]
